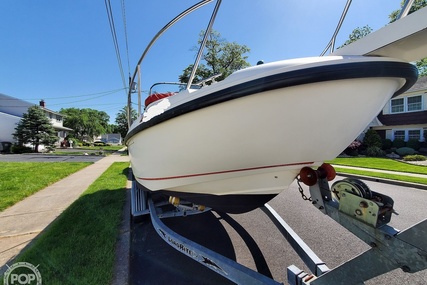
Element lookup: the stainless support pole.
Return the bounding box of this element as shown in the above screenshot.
[186,0,222,90]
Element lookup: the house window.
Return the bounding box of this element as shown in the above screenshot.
[391,95,422,113]
[407,96,422,111]
[393,129,423,141]
[408,130,421,140]
[393,130,405,140]
[391,98,404,113]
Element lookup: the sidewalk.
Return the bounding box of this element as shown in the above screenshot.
[0,152,130,273]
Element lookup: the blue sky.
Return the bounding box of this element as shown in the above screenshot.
[0,0,403,123]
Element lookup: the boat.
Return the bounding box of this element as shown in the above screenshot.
[125,0,419,214]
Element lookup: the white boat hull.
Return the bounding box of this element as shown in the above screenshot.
[126,56,417,213]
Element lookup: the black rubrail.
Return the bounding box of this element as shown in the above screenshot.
[125,61,417,143]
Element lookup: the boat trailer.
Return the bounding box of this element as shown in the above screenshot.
[131,166,427,285]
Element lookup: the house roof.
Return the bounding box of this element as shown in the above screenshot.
[0,93,33,117]
[0,93,63,117]
[406,75,427,93]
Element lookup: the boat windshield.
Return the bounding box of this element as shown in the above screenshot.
[149,82,200,95]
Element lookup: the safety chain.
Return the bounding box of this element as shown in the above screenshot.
[297,178,312,202]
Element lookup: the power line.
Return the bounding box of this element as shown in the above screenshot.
[104,0,127,92]
[1,89,125,109]
[47,90,122,106]
[43,88,125,100]
[120,0,131,76]
[0,88,125,101]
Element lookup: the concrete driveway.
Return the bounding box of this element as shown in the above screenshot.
[0,146,124,162]
[0,153,104,163]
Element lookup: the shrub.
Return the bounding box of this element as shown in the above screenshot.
[66,137,80,146]
[386,152,400,158]
[94,142,110,146]
[406,139,420,150]
[344,149,359,156]
[363,129,382,148]
[392,138,406,148]
[45,145,55,152]
[403,154,427,161]
[396,147,415,156]
[348,140,362,149]
[382,139,393,150]
[11,145,33,154]
[344,140,362,156]
[366,146,385,157]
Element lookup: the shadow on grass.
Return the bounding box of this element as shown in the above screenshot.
[1,188,126,285]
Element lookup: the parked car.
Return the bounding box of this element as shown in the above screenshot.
[107,138,121,144]
[93,141,109,146]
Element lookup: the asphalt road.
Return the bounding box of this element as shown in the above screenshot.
[131,177,427,284]
[0,153,104,162]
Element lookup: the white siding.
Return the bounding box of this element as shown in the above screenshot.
[383,92,426,115]
[0,112,21,142]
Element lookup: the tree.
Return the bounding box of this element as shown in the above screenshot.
[415,58,427,77]
[389,0,427,77]
[179,30,250,84]
[115,106,137,139]
[339,25,373,48]
[363,129,382,149]
[13,106,57,153]
[60,108,110,141]
[388,0,427,23]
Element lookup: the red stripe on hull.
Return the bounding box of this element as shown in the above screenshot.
[138,161,314,181]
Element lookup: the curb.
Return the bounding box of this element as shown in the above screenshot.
[111,152,131,285]
[336,172,427,191]
[111,167,131,285]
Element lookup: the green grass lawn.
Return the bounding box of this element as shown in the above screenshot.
[327,157,427,185]
[0,162,91,211]
[54,145,124,156]
[327,157,427,174]
[1,162,129,285]
[334,167,427,185]
[77,145,124,152]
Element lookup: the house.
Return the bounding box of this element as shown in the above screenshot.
[370,76,427,143]
[0,93,72,145]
